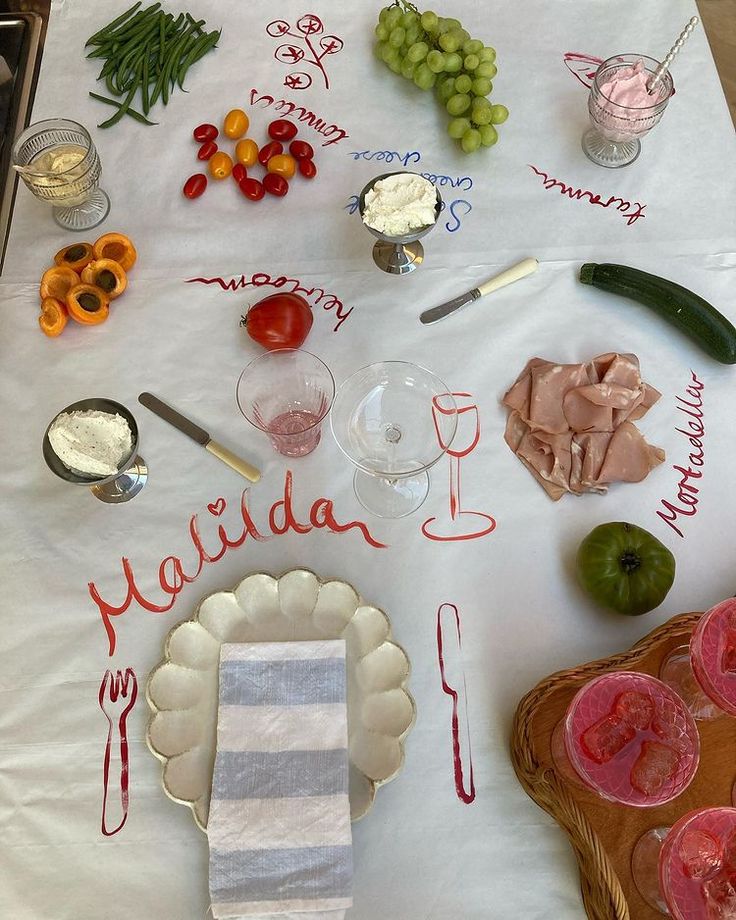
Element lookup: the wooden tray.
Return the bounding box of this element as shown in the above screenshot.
[510,613,736,920]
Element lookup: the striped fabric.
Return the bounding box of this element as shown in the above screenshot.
[208,641,352,919]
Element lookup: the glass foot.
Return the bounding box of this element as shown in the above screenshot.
[90,455,147,503]
[372,239,423,274]
[632,828,671,914]
[582,127,641,168]
[660,647,723,721]
[54,187,110,231]
[421,509,496,541]
[353,467,429,518]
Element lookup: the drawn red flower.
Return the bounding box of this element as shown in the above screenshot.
[266,19,291,38]
[275,43,305,64]
[297,13,323,35]
[319,35,344,55]
[284,72,312,89]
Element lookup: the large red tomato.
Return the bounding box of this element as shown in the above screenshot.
[244,293,313,350]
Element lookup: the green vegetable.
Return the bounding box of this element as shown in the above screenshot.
[580,262,736,365]
[576,522,676,617]
[86,5,221,127]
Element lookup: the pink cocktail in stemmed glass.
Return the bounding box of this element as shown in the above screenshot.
[632,807,736,917]
[551,672,700,807]
[662,598,736,722]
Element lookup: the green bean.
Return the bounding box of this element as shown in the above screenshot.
[98,64,142,128]
[106,3,161,41]
[178,30,217,87]
[141,43,150,114]
[86,1,141,46]
[89,92,157,126]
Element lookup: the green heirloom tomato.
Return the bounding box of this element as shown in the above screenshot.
[576,522,675,616]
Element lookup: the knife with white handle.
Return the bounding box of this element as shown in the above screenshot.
[419,257,539,325]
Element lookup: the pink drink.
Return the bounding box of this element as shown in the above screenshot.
[691,599,736,717]
[266,410,324,457]
[564,672,699,807]
[660,808,736,920]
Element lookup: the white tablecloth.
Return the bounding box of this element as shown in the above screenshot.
[2,1,735,918]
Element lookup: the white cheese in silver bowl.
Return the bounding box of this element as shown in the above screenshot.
[361,173,438,237]
[48,409,133,478]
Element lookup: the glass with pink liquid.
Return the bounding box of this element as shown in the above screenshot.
[632,807,736,918]
[661,599,736,721]
[551,671,700,807]
[236,349,335,458]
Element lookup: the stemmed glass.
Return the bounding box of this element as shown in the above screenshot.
[632,807,736,917]
[582,54,674,168]
[12,118,110,230]
[550,672,700,808]
[330,361,457,518]
[421,392,496,540]
[358,172,442,275]
[43,398,147,503]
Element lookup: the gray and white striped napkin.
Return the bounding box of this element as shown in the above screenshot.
[208,640,353,919]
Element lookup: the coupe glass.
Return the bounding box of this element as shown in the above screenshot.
[632,807,736,917]
[42,397,147,503]
[330,361,457,518]
[582,54,674,168]
[236,348,335,458]
[550,671,699,807]
[358,172,442,275]
[421,392,496,540]
[12,118,110,230]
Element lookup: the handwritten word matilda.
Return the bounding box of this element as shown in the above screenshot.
[186,271,354,332]
[656,372,706,538]
[89,471,387,656]
[249,88,348,145]
[528,165,646,226]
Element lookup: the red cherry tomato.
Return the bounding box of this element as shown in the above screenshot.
[288,140,314,160]
[263,173,289,197]
[258,141,283,166]
[268,119,298,141]
[244,293,313,350]
[197,140,218,160]
[183,173,207,199]
[239,177,265,201]
[298,158,317,179]
[232,163,247,184]
[193,123,218,142]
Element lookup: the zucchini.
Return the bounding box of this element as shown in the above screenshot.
[580,262,736,364]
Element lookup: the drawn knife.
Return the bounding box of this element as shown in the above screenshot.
[138,392,261,483]
[419,257,539,325]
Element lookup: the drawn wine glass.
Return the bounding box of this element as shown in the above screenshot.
[421,392,496,541]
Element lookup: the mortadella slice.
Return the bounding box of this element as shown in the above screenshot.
[597,421,666,483]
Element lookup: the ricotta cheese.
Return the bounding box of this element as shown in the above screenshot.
[362,173,438,236]
[48,409,133,478]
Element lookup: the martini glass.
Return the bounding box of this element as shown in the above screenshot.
[358,172,442,275]
[661,599,736,721]
[421,392,496,541]
[632,807,736,917]
[42,398,146,503]
[330,361,457,518]
[550,671,699,807]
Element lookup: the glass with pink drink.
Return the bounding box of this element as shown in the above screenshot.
[551,671,700,807]
[632,807,736,918]
[661,598,736,721]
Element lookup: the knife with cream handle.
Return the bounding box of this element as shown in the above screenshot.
[419,257,539,325]
[138,392,261,483]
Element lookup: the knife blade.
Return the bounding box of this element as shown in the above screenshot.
[138,392,261,483]
[419,257,539,325]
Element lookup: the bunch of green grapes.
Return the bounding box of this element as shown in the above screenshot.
[373,0,508,153]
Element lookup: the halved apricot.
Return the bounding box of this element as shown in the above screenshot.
[40,265,80,301]
[53,242,94,272]
[39,297,68,337]
[66,284,110,325]
[80,259,127,299]
[92,232,137,271]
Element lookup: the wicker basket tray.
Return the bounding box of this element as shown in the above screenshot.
[511,613,736,920]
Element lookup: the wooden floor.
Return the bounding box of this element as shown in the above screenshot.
[697,0,736,126]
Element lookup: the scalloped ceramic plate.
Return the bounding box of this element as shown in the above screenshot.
[146,568,415,829]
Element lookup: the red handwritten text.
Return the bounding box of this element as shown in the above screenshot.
[99,668,138,836]
[250,88,349,145]
[187,270,354,332]
[528,165,646,226]
[89,470,387,656]
[656,371,705,538]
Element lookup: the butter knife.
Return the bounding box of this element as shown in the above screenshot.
[419,257,539,325]
[138,392,261,483]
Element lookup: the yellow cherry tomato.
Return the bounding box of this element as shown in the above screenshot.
[235,138,259,167]
[208,151,233,180]
[223,108,249,140]
[267,153,297,180]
